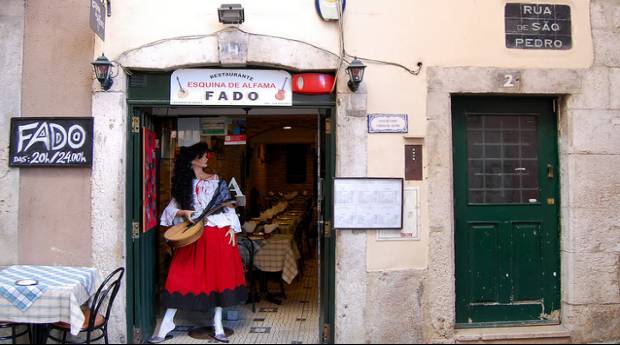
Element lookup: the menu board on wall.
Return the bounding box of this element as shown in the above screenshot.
[334,178,403,230]
[9,117,93,167]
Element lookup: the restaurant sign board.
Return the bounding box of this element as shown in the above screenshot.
[505,3,572,50]
[89,0,106,40]
[171,69,292,106]
[9,117,93,167]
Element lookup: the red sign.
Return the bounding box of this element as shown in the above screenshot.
[292,73,334,94]
[225,134,246,145]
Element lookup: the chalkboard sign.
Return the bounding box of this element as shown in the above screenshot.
[334,178,403,230]
[505,3,572,50]
[9,117,94,167]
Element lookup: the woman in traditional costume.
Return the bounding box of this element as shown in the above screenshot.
[149,142,247,343]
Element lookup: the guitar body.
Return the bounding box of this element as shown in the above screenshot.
[164,219,205,249]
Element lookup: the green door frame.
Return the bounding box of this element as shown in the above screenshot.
[124,72,337,343]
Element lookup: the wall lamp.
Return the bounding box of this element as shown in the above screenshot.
[346,58,366,92]
[218,4,244,24]
[91,53,115,91]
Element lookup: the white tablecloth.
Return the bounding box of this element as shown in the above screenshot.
[0,265,98,335]
[253,234,301,284]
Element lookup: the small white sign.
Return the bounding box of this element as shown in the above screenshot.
[377,187,420,241]
[171,69,292,106]
[368,114,408,133]
[201,117,228,136]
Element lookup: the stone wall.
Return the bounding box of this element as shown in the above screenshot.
[334,78,425,344]
[0,0,24,266]
[91,72,129,343]
[561,0,620,343]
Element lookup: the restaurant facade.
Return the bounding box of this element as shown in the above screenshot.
[1,0,619,343]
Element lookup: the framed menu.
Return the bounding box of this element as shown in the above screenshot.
[334,178,403,230]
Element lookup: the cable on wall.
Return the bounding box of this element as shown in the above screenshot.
[113,26,423,78]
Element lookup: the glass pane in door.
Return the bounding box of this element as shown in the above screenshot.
[467,114,539,204]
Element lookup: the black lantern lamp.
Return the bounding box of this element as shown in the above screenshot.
[218,4,244,24]
[91,53,114,91]
[345,57,366,92]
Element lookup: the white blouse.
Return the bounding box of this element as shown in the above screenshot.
[160,178,242,233]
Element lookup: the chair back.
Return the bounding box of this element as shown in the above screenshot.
[88,267,125,329]
[236,234,255,272]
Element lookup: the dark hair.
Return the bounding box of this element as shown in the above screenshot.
[171,142,210,210]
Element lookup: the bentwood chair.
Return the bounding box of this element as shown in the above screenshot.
[0,322,29,344]
[47,267,125,344]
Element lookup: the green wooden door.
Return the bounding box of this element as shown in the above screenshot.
[319,111,336,343]
[452,97,560,326]
[127,108,158,343]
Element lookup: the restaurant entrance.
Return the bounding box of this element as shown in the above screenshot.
[126,100,335,343]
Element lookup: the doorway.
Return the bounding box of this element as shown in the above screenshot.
[452,96,561,327]
[127,105,335,343]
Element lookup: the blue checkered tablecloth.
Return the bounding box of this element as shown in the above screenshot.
[0,266,95,311]
[0,265,98,335]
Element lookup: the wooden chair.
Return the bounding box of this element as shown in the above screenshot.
[0,322,29,344]
[47,267,125,344]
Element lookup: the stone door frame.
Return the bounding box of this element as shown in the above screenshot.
[424,66,581,341]
[90,28,358,342]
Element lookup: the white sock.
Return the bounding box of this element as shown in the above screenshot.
[213,307,224,335]
[156,308,177,338]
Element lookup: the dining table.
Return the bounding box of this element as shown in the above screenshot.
[253,233,301,285]
[0,265,99,343]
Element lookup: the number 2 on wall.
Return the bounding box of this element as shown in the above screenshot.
[504,74,515,87]
[502,73,520,88]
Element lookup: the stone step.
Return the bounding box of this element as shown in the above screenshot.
[455,325,571,344]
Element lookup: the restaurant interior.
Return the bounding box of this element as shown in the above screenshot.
[151,108,322,344]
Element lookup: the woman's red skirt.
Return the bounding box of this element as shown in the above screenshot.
[162,225,247,311]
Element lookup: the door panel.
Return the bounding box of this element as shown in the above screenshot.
[453,97,560,326]
[468,223,500,304]
[511,222,543,302]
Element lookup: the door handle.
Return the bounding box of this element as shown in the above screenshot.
[547,164,554,179]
